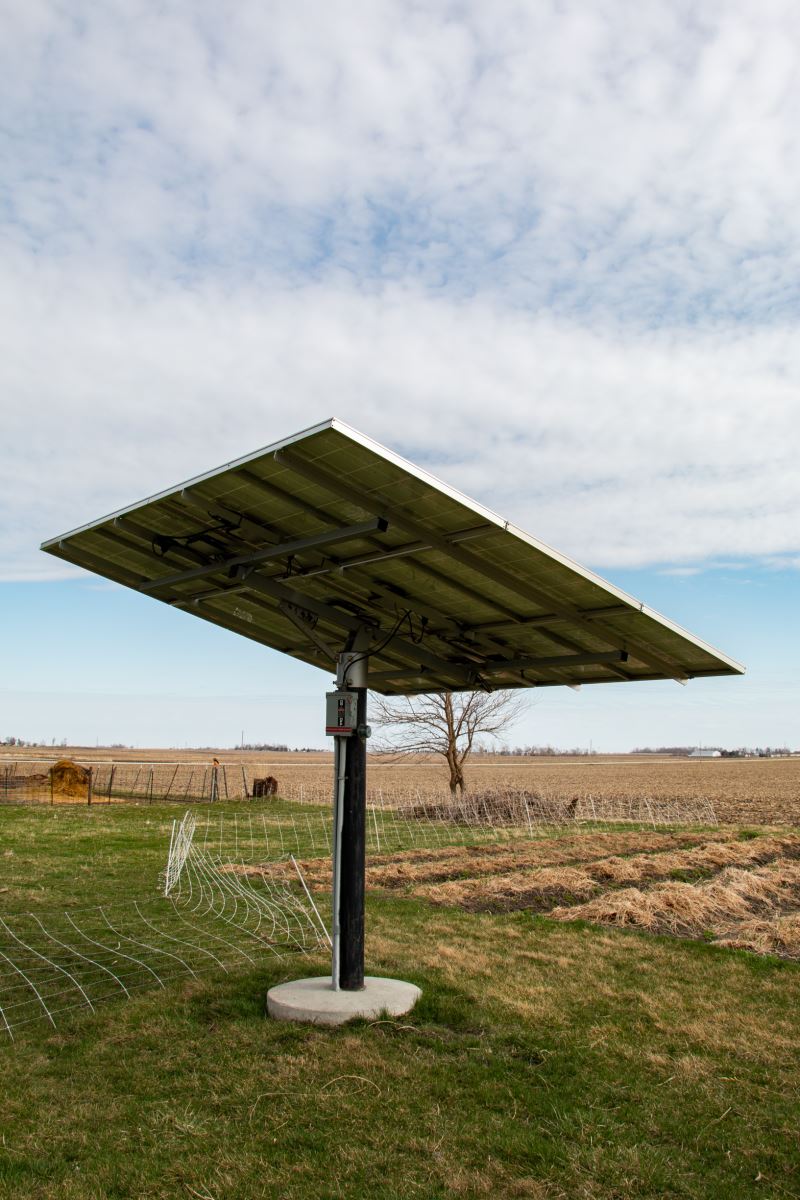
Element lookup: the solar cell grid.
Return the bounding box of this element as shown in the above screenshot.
[42,418,744,693]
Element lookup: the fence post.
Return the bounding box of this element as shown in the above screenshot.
[87,767,93,806]
[164,764,179,803]
[370,804,381,853]
[107,764,115,804]
[148,768,154,805]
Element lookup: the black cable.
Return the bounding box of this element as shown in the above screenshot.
[342,610,430,685]
[344,608,415,676]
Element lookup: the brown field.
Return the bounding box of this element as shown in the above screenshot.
[4,747,799,824]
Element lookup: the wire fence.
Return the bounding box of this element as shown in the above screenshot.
[0,812,327,1041]
[0,759,717,829]
[179,796,717,871]
[0,759,275,806]
[0,783,720,1042]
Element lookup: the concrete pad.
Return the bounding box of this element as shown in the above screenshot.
[267,975,421,1026]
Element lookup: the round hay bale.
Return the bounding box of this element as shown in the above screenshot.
[49,758,90,797]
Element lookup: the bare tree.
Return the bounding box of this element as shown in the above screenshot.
[371,690,526,795]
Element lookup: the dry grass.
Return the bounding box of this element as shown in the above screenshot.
[585,833,800,885]
[365,829,727,888]
[418,864,601,912]
[365,831,800,960]
[552,859,800,950]
[240,833,800,955]
[234,829,733,893]
[717,912,800,957]
[366,897,800,1070]
[358,834,795,910]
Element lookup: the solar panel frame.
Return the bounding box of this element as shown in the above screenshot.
[41,418,744,693]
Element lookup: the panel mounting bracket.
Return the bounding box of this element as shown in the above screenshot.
[279,600,339,662]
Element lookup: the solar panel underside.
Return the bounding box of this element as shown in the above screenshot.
[41,419,744,694]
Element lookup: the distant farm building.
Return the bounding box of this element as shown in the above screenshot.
[689,749,722,758]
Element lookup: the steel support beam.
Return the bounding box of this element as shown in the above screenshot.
[274,449,690,683]
[367,649,628,686]
[139,518,389,593]
[466,603,640,634]
[240,569,480,687]
[299,523,494,579]
[182,471,560,684]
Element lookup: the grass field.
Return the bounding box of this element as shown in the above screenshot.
[2,801,800,1199]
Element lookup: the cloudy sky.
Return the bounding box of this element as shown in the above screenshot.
[2,1,798,750]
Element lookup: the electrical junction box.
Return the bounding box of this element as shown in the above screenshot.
[325,690,358,736]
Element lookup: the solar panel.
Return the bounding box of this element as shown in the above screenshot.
[41,418,744,693]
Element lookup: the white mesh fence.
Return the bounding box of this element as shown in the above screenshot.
[0,815,326,1041]
[0,780,717,1040]
[1,759,718,828]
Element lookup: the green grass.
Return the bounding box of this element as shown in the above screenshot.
[1,804,799,1199]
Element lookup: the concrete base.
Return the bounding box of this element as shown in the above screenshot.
[267,975,421,1026]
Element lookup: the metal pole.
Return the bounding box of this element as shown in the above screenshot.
[339,685,367,989]
[332,645,368,992]
[331,736,346,991]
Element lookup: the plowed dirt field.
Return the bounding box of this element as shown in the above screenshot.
[6,749,798,823]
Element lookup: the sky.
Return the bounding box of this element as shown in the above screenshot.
[1,1,798,751]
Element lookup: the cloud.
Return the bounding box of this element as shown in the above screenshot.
[2,2,800,582]
[4,1,800,320]
[764,556,800,571]
[2,262,799,581]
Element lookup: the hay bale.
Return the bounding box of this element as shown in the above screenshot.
[49,759,90,797]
